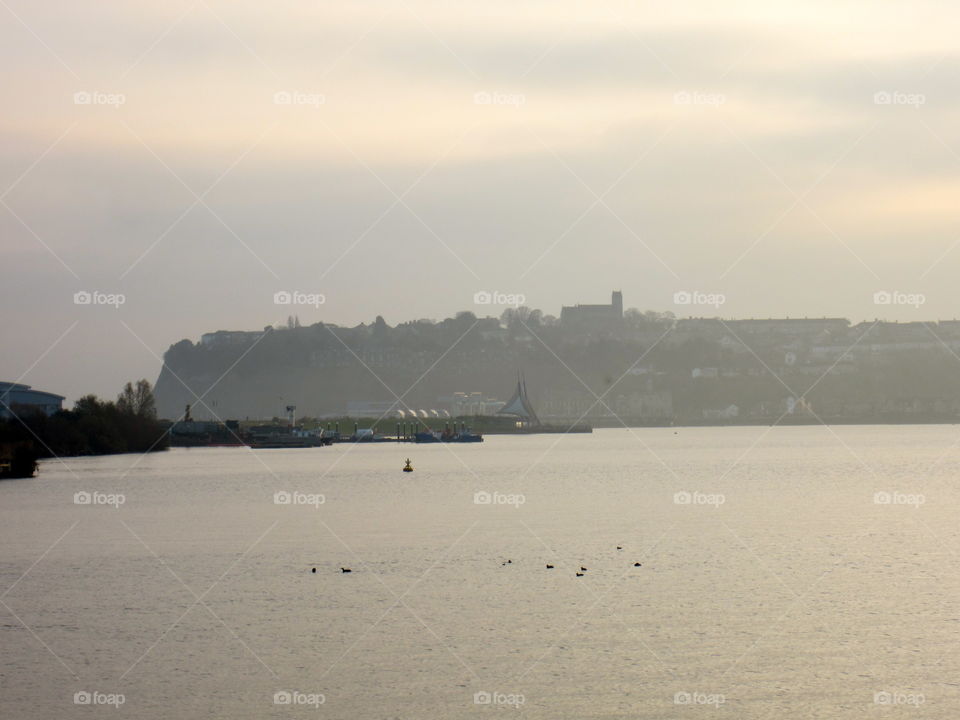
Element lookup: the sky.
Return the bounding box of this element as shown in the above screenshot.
[3,0,960,403]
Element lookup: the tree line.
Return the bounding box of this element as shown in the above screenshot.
[0,380,169,478]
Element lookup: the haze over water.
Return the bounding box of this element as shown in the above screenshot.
[1,426,956,718]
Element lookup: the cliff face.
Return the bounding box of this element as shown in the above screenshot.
[153,317,513,420]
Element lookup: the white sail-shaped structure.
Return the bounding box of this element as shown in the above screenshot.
[497,373,540,426]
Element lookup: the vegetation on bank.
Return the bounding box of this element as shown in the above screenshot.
[0,380,168,477]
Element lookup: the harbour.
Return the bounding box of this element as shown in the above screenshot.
[164,377,594,449]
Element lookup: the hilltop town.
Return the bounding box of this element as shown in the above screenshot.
[153,292,960,425]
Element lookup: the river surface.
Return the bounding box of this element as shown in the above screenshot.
[1,426,959,718]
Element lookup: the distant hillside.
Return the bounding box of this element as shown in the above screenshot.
[154,309,960,424]
[154,309,671,421]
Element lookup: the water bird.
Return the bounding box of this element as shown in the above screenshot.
[634,562,642,567]
[341,567,352,573]
[546,564,554,569]
[403,459,414,472]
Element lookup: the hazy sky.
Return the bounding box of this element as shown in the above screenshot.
[3,0,960,403]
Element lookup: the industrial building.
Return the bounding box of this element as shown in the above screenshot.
[0,382,65,419]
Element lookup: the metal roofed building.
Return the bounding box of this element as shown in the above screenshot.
[0,382,65,419]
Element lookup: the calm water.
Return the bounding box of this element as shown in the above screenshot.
[2,426,959,718]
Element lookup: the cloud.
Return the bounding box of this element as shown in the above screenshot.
[5,0,960,400]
